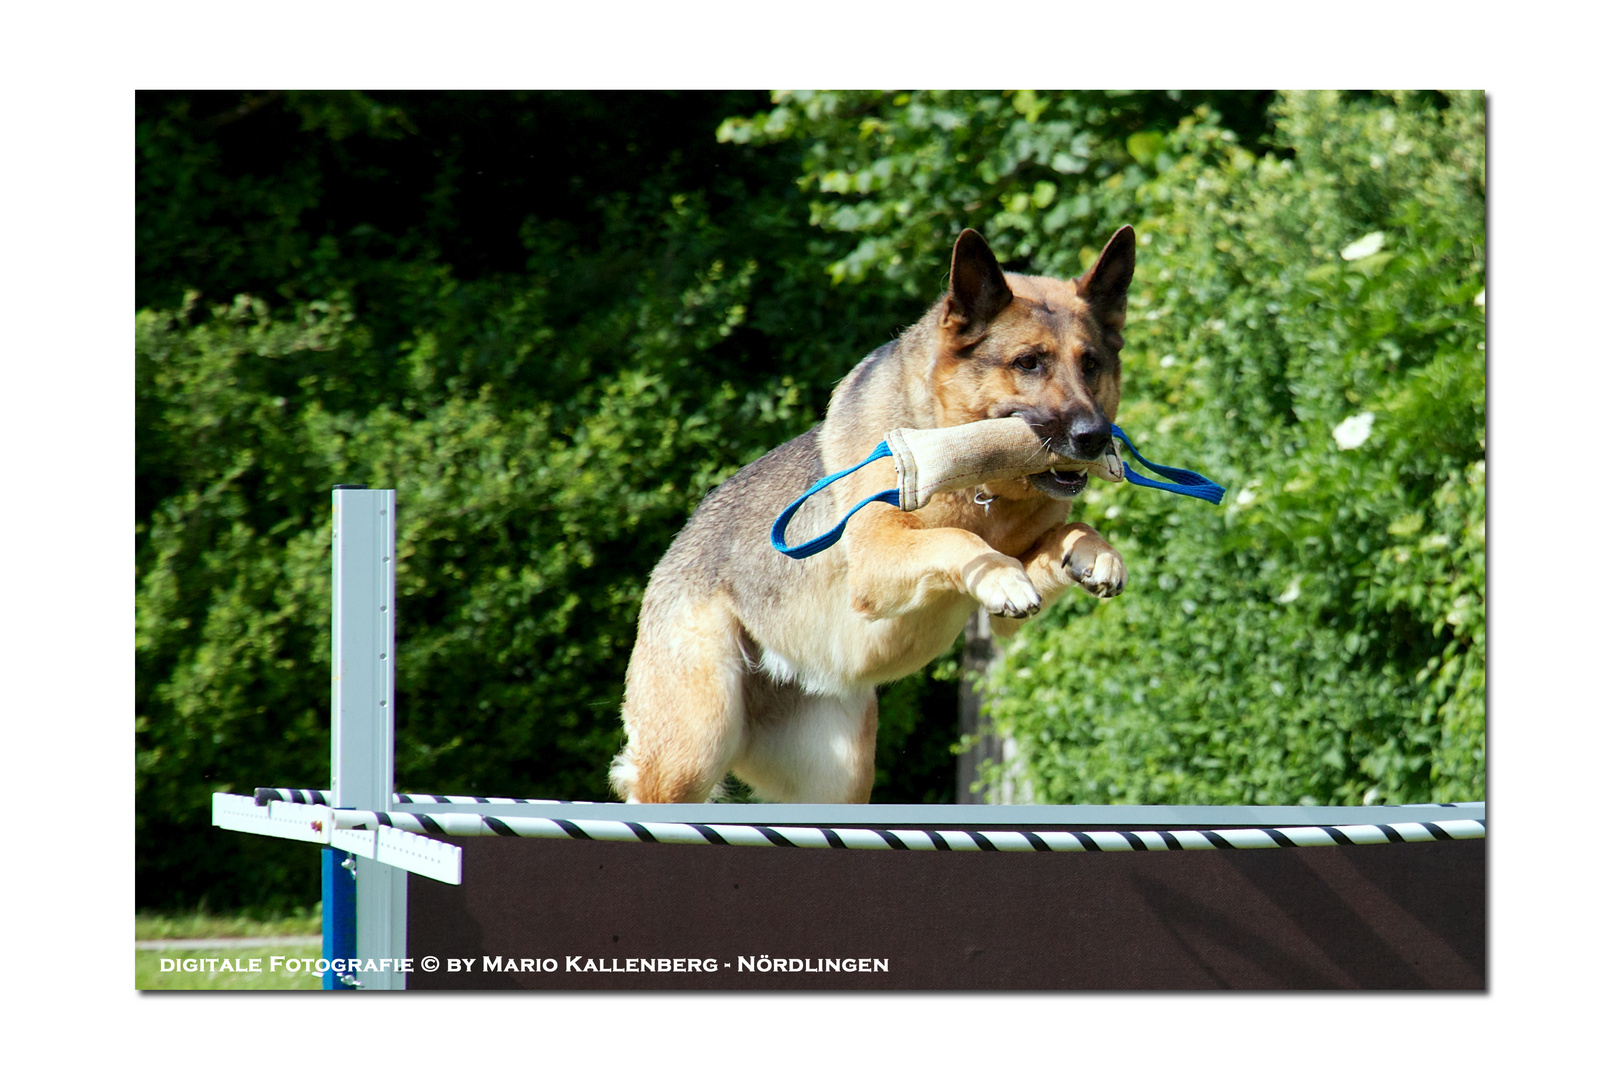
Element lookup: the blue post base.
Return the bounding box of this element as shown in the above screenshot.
[321,846,358,990]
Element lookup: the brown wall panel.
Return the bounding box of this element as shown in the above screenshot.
[407,836,1484,990]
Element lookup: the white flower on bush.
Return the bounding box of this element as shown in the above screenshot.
[1333,411,1376,450]
[1274,575,1302,604]
[1340,231,1385,261]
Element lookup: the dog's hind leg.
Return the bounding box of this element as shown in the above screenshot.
[611,597,747,803]
[732,684,878,804]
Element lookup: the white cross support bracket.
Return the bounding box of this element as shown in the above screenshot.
[329,822,464,885]
[212,793,463,885]
[213,791,334,843]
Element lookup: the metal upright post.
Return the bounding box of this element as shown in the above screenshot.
[320,847,357,990]
[328,486,407,989]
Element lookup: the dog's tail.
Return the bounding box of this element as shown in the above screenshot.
[611,744,740,804]
[607,748,642,804]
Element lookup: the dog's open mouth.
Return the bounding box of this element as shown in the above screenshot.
[1028,468,1091,498]
[1025,445,1123,499]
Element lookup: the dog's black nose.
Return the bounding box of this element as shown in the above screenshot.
[1068,415,1113,459]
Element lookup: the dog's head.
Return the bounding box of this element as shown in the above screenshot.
[931,226,1134,499]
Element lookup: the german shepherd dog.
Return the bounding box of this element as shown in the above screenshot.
[610,227,1134,803]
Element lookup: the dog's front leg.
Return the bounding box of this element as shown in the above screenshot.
[988,521,1126,636]
[1027,520,1127,599]
[842,506,1042,620]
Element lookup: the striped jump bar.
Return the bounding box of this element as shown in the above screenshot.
[254,787,594,807]
[320,807,1485,853]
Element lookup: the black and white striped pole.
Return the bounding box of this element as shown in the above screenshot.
[326,485,407,990]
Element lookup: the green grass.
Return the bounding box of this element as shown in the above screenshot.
[136,906,321,941]
[137,906,324,991]
[137,945,323,990]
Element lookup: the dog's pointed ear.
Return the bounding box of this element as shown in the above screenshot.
[944,229,1013,334]
[1075,225,1135,344]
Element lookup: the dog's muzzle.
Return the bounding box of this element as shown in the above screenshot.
[1020,412,1119,499]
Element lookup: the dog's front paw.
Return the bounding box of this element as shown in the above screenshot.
[1065,546,1127,599]
[963,552,1042,618]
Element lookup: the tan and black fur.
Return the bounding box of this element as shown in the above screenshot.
[610,227,1135,803]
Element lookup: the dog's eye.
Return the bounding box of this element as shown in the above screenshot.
[1081,349,1098,374]
[1014,354,1042,372]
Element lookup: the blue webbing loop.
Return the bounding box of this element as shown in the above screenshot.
[1109,424,1225,505]
[769,440,903,558]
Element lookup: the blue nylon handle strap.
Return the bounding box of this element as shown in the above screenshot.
[770,424,1225,560]
[769,440,902,559]
[1110,424,1226,505]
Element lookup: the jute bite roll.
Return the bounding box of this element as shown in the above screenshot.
[883,416,1123,511]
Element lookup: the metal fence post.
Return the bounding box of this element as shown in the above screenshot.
[328,486,407,989]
